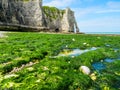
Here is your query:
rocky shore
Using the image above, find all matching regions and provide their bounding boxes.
[0,31,8,38]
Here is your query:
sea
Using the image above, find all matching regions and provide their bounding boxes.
[85,32,120,35]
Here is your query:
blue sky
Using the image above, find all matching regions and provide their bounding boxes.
[43,0,120,32]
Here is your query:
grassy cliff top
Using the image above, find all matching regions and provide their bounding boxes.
[43,6,65,19]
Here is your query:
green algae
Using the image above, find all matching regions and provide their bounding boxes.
[43,6,65,20]
[0,32,120,89]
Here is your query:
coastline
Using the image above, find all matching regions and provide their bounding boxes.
[85,32,120,35]
[0,31,120,36]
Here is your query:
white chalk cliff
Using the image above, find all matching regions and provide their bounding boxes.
[0,0,79,33]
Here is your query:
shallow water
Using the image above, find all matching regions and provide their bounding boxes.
[50,47,98,58]
[105,44,111,47]
[104,58,114,63]
[58,47,97,57]
[92,62,106,71]
[92,57,120,71]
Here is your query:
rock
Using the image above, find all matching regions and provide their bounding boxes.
[4,74,19,79]
[72,38,75,41]
[0,0,79,33]
[0,31,7,38]
[79,66,90,75]
[0,0,45,30]
[27,67,34,71]
[0,33,4,37]
[61,8,79,33]
[90,73,96,81]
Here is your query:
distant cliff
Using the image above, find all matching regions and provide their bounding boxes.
[0,0,79,33]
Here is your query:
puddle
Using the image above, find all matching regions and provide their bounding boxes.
[105,44,111,47]
[114,48,119,51]
[92,47,120,71]
[114,48,119,52]
[50,47,97,58]
[58,47,97,57]
[92,57,120,71]
[104,58,114,63]
[92,62,106,71]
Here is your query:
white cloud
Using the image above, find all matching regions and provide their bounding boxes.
[73,6,120,19]
[96,9,120,13]
[78,17,120,32]
[43,0,75,8]
[83,0,94,2]
[72,7,100,19]
[107,1,120,9]
[75,5,120,32]
[78,16,120,27]
[73,1,120,18]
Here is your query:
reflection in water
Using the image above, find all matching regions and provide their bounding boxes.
[114,48,119,51]
[104,58,114,63]
[50,47,98,58]
[92,62,106,71]
[58,47,97,57]
[92,57,120,71]
[105,44,111,47]
[92,48,120,71]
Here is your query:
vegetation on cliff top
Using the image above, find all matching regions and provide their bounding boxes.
[43,6,65,20]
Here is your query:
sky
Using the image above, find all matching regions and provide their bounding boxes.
[43,0,120,32]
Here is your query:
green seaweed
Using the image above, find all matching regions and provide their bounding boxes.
[0,32,120,89]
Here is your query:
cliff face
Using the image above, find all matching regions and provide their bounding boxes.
[0,0,46,30]
[61,8,79,33]
[43,6,79,32]
[0,0,79,32]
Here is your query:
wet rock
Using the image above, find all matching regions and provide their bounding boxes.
[4,74,19,79]
[0,32,7,38]
[90,73,97,81]
[79,66,90,75]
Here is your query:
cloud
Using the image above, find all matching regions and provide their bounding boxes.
[43,0,75,8]
[107,1,120,9]
[96,9,120,13]
[78,16,120,32]
[73,1,120,18]
[73,6,120,19]
[78,16,120,27]
[74,4,120,32]
[83,0,94,2]
[72,6,101,19]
